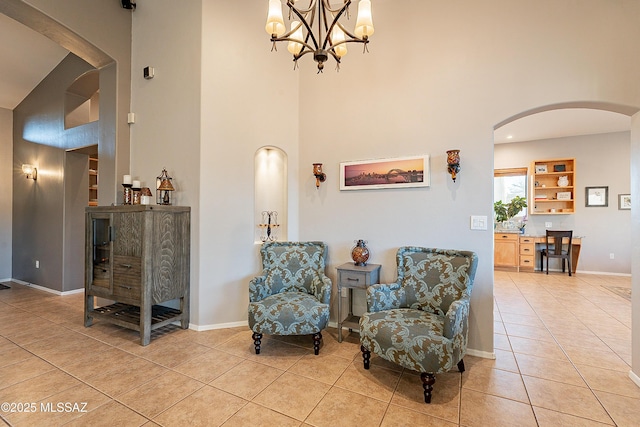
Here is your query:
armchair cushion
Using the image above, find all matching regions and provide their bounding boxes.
[248,291,329,335]
[360,308,452,373]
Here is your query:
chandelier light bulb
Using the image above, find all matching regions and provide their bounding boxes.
[331,26,348,58]
[287,20,304,55]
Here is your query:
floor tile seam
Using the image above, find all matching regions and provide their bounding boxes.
[113,380,208,420]
[330,375,398,404]
[247,390,323,423]
[150,384,251,426]
[281,367,345,387]
[519,372,589,389]
[460,378,532,406]
[544,309,631,365]
[522,368,617,425]
[529,404,616,426]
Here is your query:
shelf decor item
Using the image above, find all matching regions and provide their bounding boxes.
[351,239,370,266]
[156,168,175,205]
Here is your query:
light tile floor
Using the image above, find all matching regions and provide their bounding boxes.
[0,271,638,426]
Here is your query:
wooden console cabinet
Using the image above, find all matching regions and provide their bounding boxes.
[84,205,190,345]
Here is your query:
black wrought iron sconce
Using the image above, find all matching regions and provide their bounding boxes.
[446,150,460,182]
[22,164,37,181]
[313,163,326,189]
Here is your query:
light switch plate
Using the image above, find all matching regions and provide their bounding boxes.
[470,215,488,230]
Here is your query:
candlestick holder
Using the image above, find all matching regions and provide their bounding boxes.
[123,183,133,205]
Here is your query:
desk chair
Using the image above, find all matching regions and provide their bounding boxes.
[540,230,573,276]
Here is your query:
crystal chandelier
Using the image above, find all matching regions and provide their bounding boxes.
[265,0,375,73]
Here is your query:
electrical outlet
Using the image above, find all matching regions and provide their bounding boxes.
[35,260,39,268]
[545,222,552,228]
[610,253,615,259]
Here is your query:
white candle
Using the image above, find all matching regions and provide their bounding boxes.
[123,175,132,185]
[132,180,141,188]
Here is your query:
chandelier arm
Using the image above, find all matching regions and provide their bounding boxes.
[287,2,320,50]
[270,35,317,54]
[335,21,367,42]
[322,0,352,14]
[321,2,351,50]
[287,0,316,15]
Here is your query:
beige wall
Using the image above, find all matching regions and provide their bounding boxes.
[0,108,11,279]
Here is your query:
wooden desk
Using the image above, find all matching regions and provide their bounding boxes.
[531,236,582,273]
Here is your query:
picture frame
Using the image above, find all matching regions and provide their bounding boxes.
[585,186,609,207]
[340,155,430,190]
[535,164,548,173]
[553,164,566,172]
[556,191,571,200]
[618,194,631,210]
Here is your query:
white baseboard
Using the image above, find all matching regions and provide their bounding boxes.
[630,370,640,389]
[189,320,248,332]
[8,279,83,296]
[466,348,496,360]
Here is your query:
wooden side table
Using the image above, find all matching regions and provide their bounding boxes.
[336,262,381,342]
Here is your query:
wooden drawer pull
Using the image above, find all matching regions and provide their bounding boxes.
[120,264,133,269]
[119,285,133,290]
[347,277,360,282]
[523,248,530,252]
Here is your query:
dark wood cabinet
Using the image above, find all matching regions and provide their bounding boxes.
[84,205,190,345]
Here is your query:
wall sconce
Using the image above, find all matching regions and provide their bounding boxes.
[313,163,326,189]
[446,150,460,182]
[22,164,37,180]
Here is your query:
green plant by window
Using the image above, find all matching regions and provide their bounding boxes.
[494,196,527,223]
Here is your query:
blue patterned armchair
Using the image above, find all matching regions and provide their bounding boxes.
[359,247,478,403]
[248,241,331,355]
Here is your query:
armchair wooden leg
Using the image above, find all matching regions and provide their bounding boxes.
[252,332,262,354]
[313,332,322,355]
[420,372,436,404]
[457,359,465,373]
[361,346,371,369]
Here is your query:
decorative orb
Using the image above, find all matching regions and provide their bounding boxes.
[351,239,370,266]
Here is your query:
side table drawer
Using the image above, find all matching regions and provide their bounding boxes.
[339,270,368,289]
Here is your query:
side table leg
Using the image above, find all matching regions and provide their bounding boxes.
[337,285,343,342]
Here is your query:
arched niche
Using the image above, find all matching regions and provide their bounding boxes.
[65,70,99,129]
[254,146,288,243]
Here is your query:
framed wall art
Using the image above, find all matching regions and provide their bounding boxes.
[340,155,430,190]
[618,194,631,210]
[585,186,608,207]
